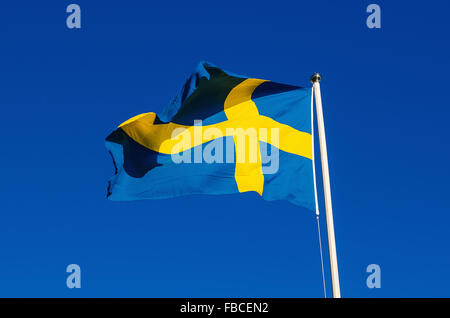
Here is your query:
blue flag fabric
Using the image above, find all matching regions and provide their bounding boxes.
[106,62,317,212]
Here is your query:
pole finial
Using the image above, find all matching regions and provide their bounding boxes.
[310,73,322,83]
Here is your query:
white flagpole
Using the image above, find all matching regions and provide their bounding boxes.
[311,73,341,298]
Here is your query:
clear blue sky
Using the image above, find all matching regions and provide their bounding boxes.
[0,0,449,297]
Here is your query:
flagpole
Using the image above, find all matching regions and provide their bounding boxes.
[311,73,341,298]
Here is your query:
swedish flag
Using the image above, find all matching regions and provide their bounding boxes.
[106,62,316,211]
